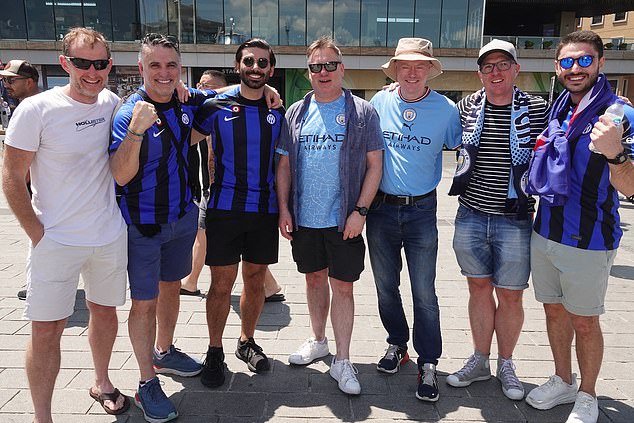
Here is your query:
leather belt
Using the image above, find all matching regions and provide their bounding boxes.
[375,189,436,206]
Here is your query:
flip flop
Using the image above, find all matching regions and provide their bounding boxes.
[265,293,285,302]
[89,387,130,415]
[180,288,201,296]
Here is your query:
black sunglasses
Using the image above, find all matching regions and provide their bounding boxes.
[2,76,28,84]
[242,57,269,69]
[65,56,110,71]
[308,61,341,73]
[558,55,594,69]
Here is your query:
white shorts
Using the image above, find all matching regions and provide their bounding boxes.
[23,230,128,321]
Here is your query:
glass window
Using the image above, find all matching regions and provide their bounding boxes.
[414,0,441,46]
[440,0,468,48]
[53,1,83,40]
[361,0,387,47]
[0,0,27,40]
[279,0,306,45]
[139,0,168,36]
[591,15,603,25]
[334,0,360,46]
[614,12,627,23]
[179,0,194,43]
[83,0,114,41]
[252,0,278,44]
[387,0,414,46]
[112,0,140,41]
[195,0,223,44]
[25,0,54,40]
[167,0,179,36]
[307,0,333,42]
[465,0,483,48]
[223,0,251,45]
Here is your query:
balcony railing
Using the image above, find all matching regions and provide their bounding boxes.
[483,35,634,51]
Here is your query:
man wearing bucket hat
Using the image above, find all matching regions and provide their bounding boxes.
[366,38,461,401]
[446,39,548,400]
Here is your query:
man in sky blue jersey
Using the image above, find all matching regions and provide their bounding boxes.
[191,39,286,389]
[277,37,383,395]
[445,39,549,401]
[366,38,461,402]
[525,30,634,423]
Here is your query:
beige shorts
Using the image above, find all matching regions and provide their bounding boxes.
[23,230,128,321]
[530,232,616,316]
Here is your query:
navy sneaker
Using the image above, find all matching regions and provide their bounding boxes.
[416,363,440,402]
[377,344,409,374]
[235,337,270,373]
[201,346,226,388]
[134,377,178,423]
[153,345,202,377]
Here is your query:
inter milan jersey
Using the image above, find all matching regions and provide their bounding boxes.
[193,92,286,214]
[110,87,216,225]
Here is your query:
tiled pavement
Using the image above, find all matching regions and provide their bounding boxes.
[1,151,633,422]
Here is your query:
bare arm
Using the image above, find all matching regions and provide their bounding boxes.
[207,136,215,185]
[276,154,293,240]
[342,149,383,240]
[109,101,158,186]
[2,146,44,245]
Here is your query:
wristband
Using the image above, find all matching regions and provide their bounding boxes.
[127,128,144,137]
[125,132,143,142]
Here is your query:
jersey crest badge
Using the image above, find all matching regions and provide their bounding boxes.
[336,113,346,126]
[266,113,276,125]
[181,113,190,125]
[454,148,471,177]
[583,123,592,135]
[403,108,416,122]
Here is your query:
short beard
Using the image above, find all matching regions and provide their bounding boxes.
[240,70,268,90]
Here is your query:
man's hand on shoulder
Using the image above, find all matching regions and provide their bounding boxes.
[264,85,282,109]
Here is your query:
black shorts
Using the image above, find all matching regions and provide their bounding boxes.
[205,209,279,266]
[290,226,365,282]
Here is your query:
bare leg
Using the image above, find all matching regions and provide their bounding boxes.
[28,319,66,423]
[206,264,238,347]
[240,261,267,341]
[156,280,181,352]
[544,303,574,384]
[329,277,354,360]
[467,277,495,354]
[181,229,206,293]
[263,267,281,297]
[87,301,124,410]
[305,269,330,341]
[494,287,524,358]
[128,299,157,381]
[571,314,603,397]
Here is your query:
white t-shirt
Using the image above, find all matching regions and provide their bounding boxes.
[5,87,125,246]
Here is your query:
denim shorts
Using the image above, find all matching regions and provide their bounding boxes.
[127,206,198,300]
[452,204,532,290]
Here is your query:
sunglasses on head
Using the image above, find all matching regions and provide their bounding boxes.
[242,57,269,69]
[65,56,110,70]
[2,76,28,84]
[308,61,341,73]
[142,33,180,51]
[558,55,594,69]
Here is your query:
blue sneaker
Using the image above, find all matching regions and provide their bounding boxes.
[134,377,178,423]
[153,345,202,377]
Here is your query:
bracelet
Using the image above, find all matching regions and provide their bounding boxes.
[127,128,144,137]
[125,132,143,142]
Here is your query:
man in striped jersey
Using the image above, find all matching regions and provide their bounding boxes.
[525,31,634,423]
[192,39,286,389]
[446,39,548,401]
[366,38,461,402]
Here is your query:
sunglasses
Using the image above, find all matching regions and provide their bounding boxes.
[558,55,594,69]
[479,59,514,74]
[65,56,110,71]
[142,33,180,51]
[308,61,341,73]
[242,57,269,69]
[2,76,28,84]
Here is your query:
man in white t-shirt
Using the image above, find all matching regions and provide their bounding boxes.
[2,28,130,420]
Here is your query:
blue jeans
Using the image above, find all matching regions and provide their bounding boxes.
[366,192,442,365]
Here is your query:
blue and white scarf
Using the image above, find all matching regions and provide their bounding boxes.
[449,87,533,217]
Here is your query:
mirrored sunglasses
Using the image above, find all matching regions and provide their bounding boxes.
[558,55,594,69]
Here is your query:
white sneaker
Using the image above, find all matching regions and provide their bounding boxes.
[526,374,578,410]
[288,337,330,365]
[566,391,599,423]
[329,357,361,395]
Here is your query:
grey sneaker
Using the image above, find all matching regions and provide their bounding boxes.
[446,352,491,387]
[497,357,525,400]
[526,374,578,410]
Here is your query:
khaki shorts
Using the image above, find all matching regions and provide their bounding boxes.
[23,230,128,321]
[530,232,616,316]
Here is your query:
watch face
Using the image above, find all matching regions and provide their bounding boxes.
[608,152,628,164]
[356,206,368,216]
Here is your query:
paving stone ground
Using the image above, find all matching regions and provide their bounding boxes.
[1,149,633,422]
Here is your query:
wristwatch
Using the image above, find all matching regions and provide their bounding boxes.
[606,151,629,165]
[354,205,368,216]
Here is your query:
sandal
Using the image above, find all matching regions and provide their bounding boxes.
[265,293,285,302]
[180,288,201,296]
[89,387,130,415]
